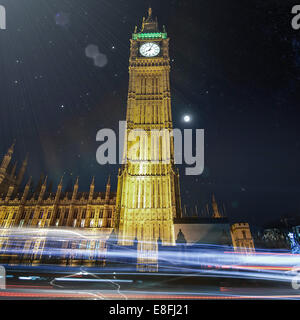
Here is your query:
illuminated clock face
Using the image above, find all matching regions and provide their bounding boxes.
[139,42,160,57]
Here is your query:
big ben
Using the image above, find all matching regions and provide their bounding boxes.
[115,8,182,261]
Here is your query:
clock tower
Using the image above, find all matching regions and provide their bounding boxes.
[115,8,182,268]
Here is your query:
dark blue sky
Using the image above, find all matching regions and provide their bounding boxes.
[0,0,299,225]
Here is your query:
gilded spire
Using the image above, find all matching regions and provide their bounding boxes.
[26,176,32,187]
[59,175,64,186]
[21,176,32,202]
[5,184,15,202]
[54,175,64,202]
[91,176,95,186]
[38,176,47,201]
[43,176,48,186]
[16,153,28,186]
[72,176,79,200]
[8,139,16,154]
[0,140,16,178]
[89,176,95,200]
[141,7,159,32]
[11,161,17,177]
[212,193,222,218]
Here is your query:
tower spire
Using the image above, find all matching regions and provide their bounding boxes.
[0,140,16,180]
[72,176,79,200]
[10,161,17,178]
[26,176,32,187]
[38,176,47,202]
[42,176,48,186]
[9,139,16,153]
[55,175,64,202]
[21,176,32,202]
[89,176,95,201]
[59,175,64,186]
[16,153,28,187]
[141,7,159,32]
[105,175,111,201]
[212,193,222,218]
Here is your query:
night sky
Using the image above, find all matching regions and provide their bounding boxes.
[0,0,300,226]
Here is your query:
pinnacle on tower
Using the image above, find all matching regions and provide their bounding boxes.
[212,193,222,218]
[72,177,79,200]
[42,176,48,186]
[16,153,28,187]
[141,7,159,32]
[106,175,111,200]
[21,176,32,201]
[26,176,32,187]
[5,184,15,202]
[89,176,95,200]
[54,175,64,201]
[0,140,16,175]
[10,161,17,178]
[58,175,64,186]
[8,139,16,154]
[90,176,95,186]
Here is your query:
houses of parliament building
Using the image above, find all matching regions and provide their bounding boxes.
[0,9,255,268]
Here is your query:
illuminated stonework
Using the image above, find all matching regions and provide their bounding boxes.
[115,8,182,259]
[0,176,115,230]
[0,175,115,266]
[0,9,255,269]
[0,141,27,196]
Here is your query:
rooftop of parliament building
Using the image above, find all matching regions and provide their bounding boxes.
[0,141,227,230]
[0,142,116,229]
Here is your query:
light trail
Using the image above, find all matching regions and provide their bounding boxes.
[1,227,300,297]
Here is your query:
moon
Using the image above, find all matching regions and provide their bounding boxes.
[183,115,191,122]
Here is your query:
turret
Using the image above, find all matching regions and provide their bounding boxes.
[5,184,15,202]
[21,176,32,202]
[16,153,28,187]
[38,176,47,202]
[141,7,159,32]
[72,177,79,201]
[105,175,111,202]
[34,173,45,196]
[55,176,63,202]
[212,193,222,218]
[0,140,15,183]
[88,177,95,201]
[10,161,17,179]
